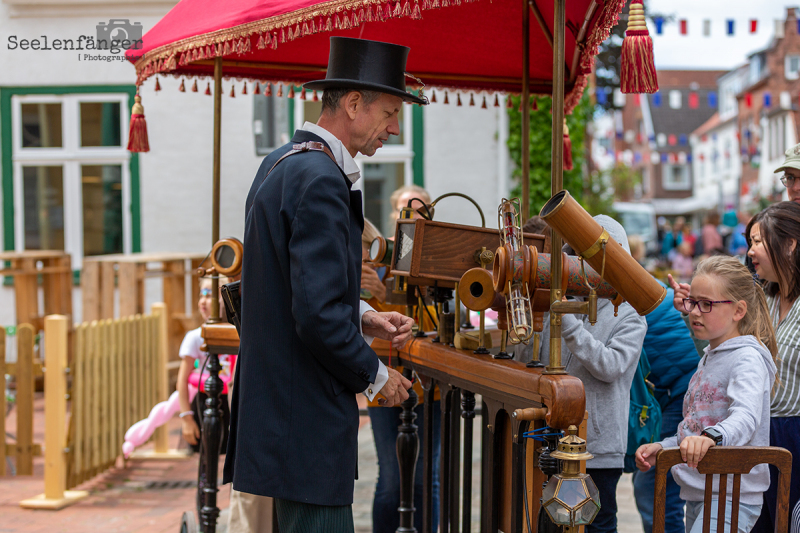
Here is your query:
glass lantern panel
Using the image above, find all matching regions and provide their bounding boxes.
[542,478,559,503]
[576,500,601,525]
[557,478,589,508]
[545,500,571,526]
[584,475,600,502]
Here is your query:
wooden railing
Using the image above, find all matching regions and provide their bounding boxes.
[19,304,170,509]
[373,335,587,533]
[1,324,43,476]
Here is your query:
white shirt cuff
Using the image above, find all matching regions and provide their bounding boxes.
[359,300,376,345]
[364,360,389,401]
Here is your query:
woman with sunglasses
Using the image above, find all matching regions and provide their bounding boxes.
[639,256,777,532]
[742,201,800,533]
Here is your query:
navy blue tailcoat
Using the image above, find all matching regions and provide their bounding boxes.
[223,130,380,505]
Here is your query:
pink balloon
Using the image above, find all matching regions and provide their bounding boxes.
[122,385,197,458]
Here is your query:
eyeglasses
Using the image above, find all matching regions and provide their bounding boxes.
[200,288,213,297]
[682,298,734,313]
[781,174,798,187]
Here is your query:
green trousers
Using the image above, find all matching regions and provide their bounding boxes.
[274,498,354,533]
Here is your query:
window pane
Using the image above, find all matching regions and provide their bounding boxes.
[254,94,290,154]
[22,166,64,250]
[363,162,405,236]
[82,165,123,256]
[80,102,122,147]
[21,103,62,148]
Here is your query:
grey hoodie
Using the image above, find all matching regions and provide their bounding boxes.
[515,215,648,468]
[659,335,777,505]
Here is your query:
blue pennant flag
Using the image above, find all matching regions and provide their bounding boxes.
[652,92,662,107]
[679,134,688,145]
[708,92,718,108]
[655,17,665,35]
[727,20,735,35]
[764,92,772,107]
[687,154,693,163]
[661,153,669,163]
[596,87,608,105]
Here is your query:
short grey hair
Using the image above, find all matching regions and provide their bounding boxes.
[321,88,382,113]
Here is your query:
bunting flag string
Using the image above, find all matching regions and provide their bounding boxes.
[650,16,791,37]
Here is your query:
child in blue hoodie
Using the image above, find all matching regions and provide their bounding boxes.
[636,255,778,533]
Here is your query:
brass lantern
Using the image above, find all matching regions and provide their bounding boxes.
[542,425,600,530]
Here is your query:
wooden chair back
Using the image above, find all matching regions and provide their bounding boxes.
[653,446,792,533]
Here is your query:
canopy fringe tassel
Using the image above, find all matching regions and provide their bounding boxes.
[127,92,150,153]
[620,0,658,94]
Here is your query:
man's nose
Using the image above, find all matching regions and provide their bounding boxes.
[388,116,400,136]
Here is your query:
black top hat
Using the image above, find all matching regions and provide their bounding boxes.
[304,37,427,105]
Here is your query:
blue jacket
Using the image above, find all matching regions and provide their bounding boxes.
[643,281,700,407]
[223,130,378,505]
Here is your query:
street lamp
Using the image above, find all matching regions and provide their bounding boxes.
[542,425,600,531]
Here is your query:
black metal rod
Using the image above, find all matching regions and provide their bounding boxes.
[397,367,419,533]
[422,381,435,533]
[200,352,224,533]
[461,390,476,532]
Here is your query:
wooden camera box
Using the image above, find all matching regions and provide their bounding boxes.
[390,219,545,288]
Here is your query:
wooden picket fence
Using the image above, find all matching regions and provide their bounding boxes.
[19,303,171,510]
[0,324,42,476]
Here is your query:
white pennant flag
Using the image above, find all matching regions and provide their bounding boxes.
[703,19,711,37]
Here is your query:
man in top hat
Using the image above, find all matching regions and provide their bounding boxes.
[223,37,426,533]
[774,143,800,205]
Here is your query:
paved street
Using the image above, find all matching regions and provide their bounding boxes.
[2,396,645,532]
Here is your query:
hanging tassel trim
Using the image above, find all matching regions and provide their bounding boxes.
[620,0,658,94]
[127,93,150,153]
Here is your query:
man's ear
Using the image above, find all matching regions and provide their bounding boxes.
[342,91,362,120]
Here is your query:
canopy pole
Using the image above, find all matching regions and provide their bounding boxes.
[521,0,531,221]
[210,56,222,323]
[546,0,566,375]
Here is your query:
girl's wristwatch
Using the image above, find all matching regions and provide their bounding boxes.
[700,427,723,445]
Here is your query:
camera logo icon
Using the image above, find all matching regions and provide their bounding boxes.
[96,19,143,51]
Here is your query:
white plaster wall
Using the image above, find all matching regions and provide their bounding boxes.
[423,100,510,230]
[758,112,797,200]
[690,123,740,211]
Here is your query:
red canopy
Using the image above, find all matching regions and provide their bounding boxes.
[127,0,624,113]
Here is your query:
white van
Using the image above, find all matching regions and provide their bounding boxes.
[612,202,658,255]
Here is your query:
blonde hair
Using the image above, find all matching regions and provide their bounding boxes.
[390,185,430,211]
[694,255,778,359]
[362,218,382,249]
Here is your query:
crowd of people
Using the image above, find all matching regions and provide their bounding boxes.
[166,36,800,533]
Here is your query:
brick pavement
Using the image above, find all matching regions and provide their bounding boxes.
[3,395,643,533]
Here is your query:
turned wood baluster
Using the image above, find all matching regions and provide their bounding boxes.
[461,390,476,532]
[397,367,419,532]
[200,352,224,533]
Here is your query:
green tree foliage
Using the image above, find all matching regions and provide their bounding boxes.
[507,92,592,215]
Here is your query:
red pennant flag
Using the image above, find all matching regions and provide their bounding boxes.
[688,92,699,109]
[633,94,641,106]
[745,93,753,107]
[668,134,677,146]
[750,19,758,33]
[680,19,688,35]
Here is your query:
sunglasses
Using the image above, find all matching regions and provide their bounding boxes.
[682,298,733,313]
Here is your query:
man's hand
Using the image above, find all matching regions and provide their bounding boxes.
[635,442,663,472]
[668,273,691,314]
[362,311,414,349]
[376,367,412,407]
[680,435,715,469]
[361,264,386,303]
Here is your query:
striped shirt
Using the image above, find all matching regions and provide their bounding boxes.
[768,294,800,417]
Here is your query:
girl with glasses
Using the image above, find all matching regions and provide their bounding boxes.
[637,256,778,533]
